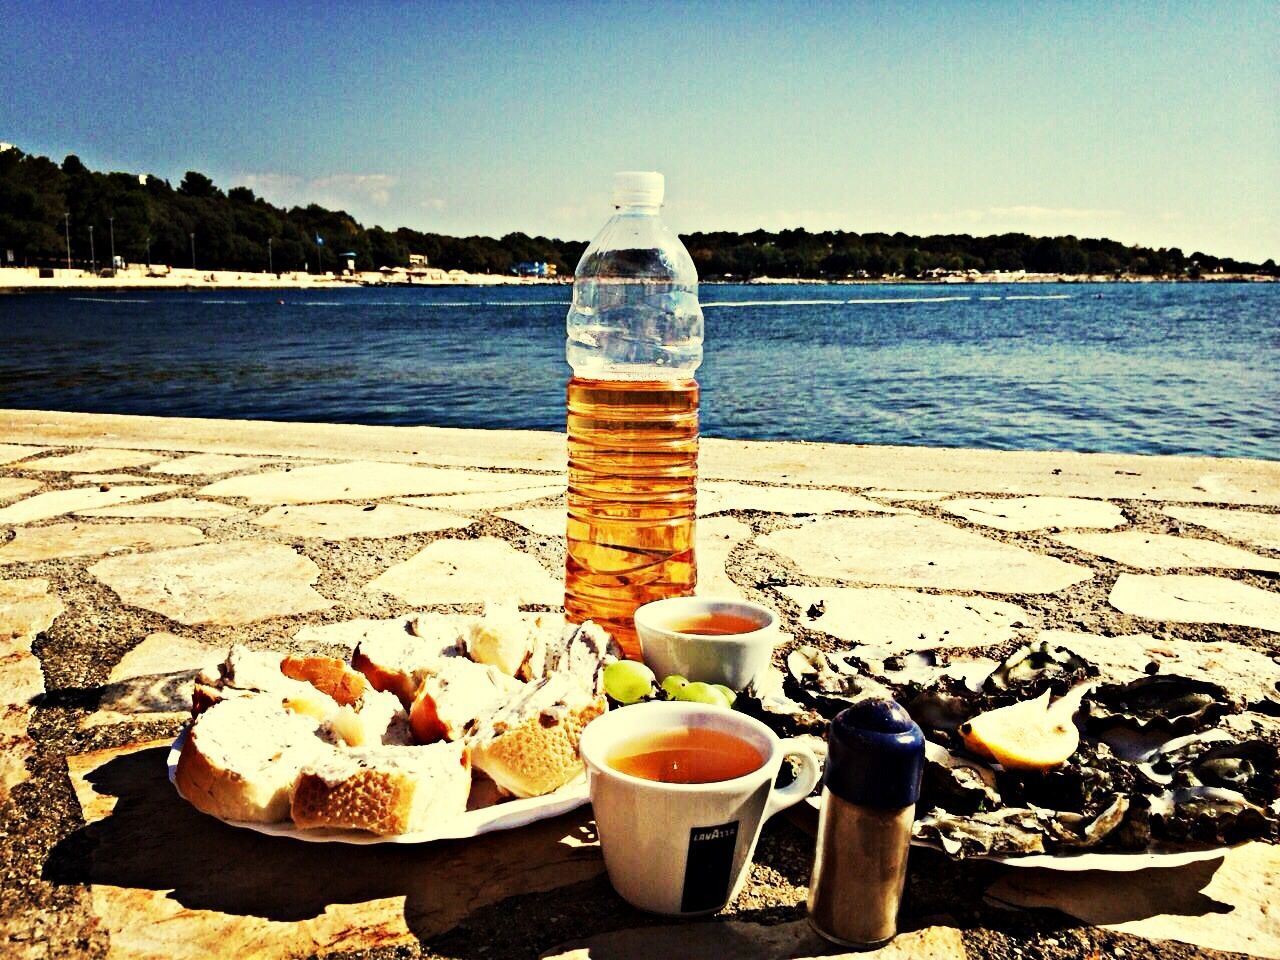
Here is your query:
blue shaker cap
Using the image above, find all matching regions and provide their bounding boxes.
[824,699,925,809]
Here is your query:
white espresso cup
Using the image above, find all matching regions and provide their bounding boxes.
[580,701,821,916]
[635,596,781,691]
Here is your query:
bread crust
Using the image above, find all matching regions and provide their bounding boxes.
[291,766,415,835]
[472,696,605,798]
[175,699,323,822]
[281,654,367,706]
[350,647,418,707]
[291,744,471,835]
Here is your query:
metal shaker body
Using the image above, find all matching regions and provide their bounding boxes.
[807,699,924,948]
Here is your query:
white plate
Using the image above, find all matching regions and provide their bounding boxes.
[803,795,1236,871]
[167,730,590,845]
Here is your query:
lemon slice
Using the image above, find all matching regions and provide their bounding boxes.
[959,690,1081,771]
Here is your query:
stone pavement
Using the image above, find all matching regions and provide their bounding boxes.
[0,409,1278,960]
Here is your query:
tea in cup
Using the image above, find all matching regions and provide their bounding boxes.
[580,700,820,915]
[635,597,780,690]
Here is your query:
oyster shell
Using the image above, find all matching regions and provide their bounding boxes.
[921,740,1001,814]
[785,645,893,718]
[913,806,1047,859]
[1143,785,1279,845]
[1085,675,1234,735]
[736,665,824,739]
[983,641,1097,699]
[1003,740,1136,816]
[1038,794,1129,849]
[1167,739,1278,804]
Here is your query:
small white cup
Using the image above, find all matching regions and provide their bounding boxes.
[580,701,821,916]
[635,596,780,691]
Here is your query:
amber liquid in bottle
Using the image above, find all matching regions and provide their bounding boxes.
[566,376,698,658]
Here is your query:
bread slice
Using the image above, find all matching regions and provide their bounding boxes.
[280,654,367,706]
[468,674,606,798]
[321,687,413,748]
[290,741,471,835]
[191,680,255,717]
[536,621,619,695]
[467,606,564,681]
[175,696,329,823]
[409,658,524,743]
[351,622,463,708]
[204,646,341,720]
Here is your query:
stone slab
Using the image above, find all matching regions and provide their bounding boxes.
[148,453,274,475]
[1110,573,1280,632]
[0,578,64,642]
[1039,629,1280,706]
[542,921,965,960]
[84,633,224,728]
[252,503,471,540]
[7,409,1280,504]
[64,739,603,960]
[77,497,245,520]
[199,460,555,504]
[110,632,222,684]
[0,478,41,501]
[1163,505,1280,552]
[294,614,447,652]
[1056,530,1280,572]
[700,437,1280,506]
[760,515,1093,594]
[497,507,565,538]
[0,444,46,465]
[942,496,1127,532]
[73,473,178,484]
[397,486,565,511]
[90,540,334,625]
[20,448,166,472]
[0,408,567,471]
[780,586,1031,652]
[0,578,60,803]
[0,485,184,525]
[698,481,900,516]
[694,516,752,601]
[368,537,561,606]
[293,610,565,653]
[0,522,205,565]
[987,841,1280,958]
[863,489,949,502]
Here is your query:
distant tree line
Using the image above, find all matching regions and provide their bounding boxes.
[1,147,1275,279]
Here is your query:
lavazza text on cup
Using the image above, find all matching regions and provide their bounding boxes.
[579,701,820,916]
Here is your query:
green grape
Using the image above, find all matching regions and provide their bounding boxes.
[712,684,737,707]
[675,681,731,707]
[660,674,689,699]
[603,660,657,705]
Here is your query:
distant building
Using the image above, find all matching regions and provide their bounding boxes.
[408,253,429,267]
[513,260,555,277]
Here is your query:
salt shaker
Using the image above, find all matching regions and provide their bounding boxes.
[808,698,924,948]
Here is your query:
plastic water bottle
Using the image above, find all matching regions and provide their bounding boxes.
[565,171,704,658]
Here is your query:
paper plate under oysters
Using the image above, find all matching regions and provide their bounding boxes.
[166,730,589,845]
[801,795,1240,872]
[772,637,1280,874]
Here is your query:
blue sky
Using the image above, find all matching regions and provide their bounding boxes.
[2,0,1276,260]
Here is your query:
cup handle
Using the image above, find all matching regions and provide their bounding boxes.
[763,739,822,822]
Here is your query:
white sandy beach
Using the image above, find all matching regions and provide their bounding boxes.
[1,265,1271,292]
[0,265,563,291]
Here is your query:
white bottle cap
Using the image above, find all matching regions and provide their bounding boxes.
[612,171,664,207]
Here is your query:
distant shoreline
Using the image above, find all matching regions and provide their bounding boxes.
[0,265,1273,292]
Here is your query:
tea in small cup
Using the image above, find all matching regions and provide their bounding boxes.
[580,701,820,916]
[635,596,780,690]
